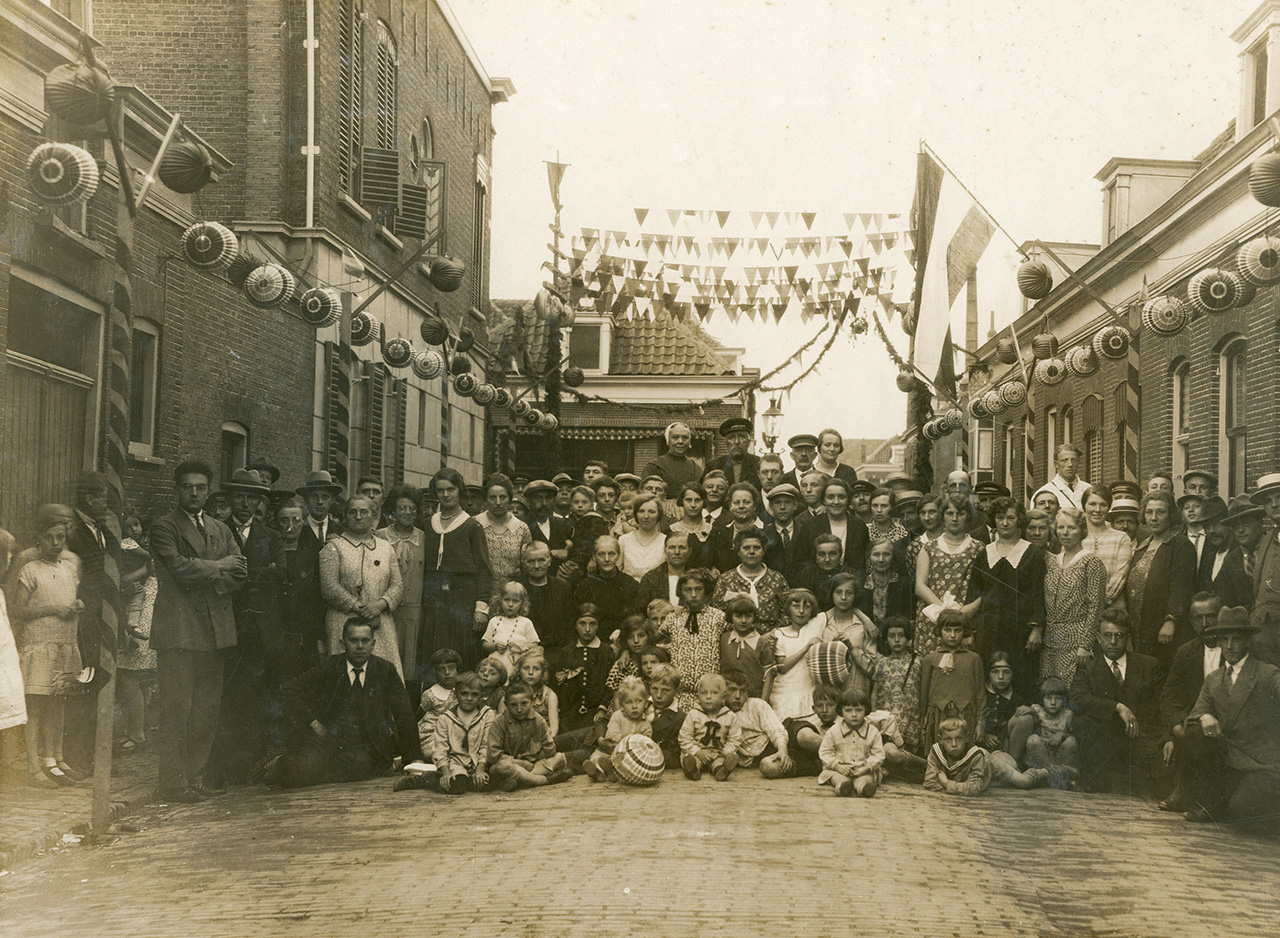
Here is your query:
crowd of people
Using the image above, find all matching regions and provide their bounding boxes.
[1,418,1278,825]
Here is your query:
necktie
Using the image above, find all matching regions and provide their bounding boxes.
[781,528,791,548]
[687,611,699,635]
[92,523,106,550]
[1224,663,1234,687]
[351,666,363,691]
[1111,660,1123,684]
[194,514,207,539]
[1244,550,1255,577]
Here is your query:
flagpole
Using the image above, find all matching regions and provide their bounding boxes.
[922,141,1028,260]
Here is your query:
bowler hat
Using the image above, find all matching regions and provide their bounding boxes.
[523,480,558,497]
[787,433,819,449]
[767,483,801,501]
[295,470,343,496]
[222,468,272,495]
[1223,494,1265,525]
[1198,495,1228,523]
[719,417,752,436]
[1251,472,1280,504]
[1206,606,1260,636]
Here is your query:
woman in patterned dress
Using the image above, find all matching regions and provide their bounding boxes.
[476,474,531,605]
[1080,484,1133,606]
[1042,508,1107,685]
[906,493,946,588]
[913,495,982,658]
[711,529,789,630]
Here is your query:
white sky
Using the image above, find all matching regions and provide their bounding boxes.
[456,0,1245,442]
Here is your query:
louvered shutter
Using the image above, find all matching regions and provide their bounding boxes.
[364,361,385,477]
[360,147,401,221]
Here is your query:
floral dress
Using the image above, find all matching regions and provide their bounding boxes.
[711,565,790,630]
[870,652,922,752]
[1042,550,1107,685]
[479,513,531,599]
[663,605,727,711]
[913,535,981,657]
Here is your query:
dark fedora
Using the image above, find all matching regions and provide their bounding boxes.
[222,468,272,495]
[295,470,343,496]
[1223,494,1265,525]
[1206,606,1260,636]
[1198,495,1228,524]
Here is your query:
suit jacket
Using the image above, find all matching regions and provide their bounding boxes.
[763,522,803,582]
[519,576,577,649]
[65,511,123,663]
[528,514,573,570]
[230,519,287,657]
[704,453,761,492]
[1188,655,1280,772]
[150,509,245,652]
[1197,546,1254,611]
[1251,535,1280,663]
[636,562,680,612]
[795,513,870,574]
[1161,638,1215,737]
[282,653,420,765]
[1131,534,1197,653]
[292,519,340,647]
[1070,651,1162,735]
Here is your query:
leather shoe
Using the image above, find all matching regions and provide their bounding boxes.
[1157,797,1184,813]
[190,781,226,798]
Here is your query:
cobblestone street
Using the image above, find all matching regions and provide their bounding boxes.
[1,772,1276,937]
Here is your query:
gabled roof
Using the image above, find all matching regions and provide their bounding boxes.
[609,310,737,376]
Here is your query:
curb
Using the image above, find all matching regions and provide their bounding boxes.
[0,784,159,873]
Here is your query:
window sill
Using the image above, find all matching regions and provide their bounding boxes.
[377,226,404,250]
[128,448,166,466]
[40,211,107,259]
[340,194,372,222]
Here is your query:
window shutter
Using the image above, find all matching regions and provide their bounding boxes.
[364,361,385,477]
[397,160,446,244]
[396,183,428,240]
[338,0,363,194]
[360,147,401,222]
[324,341,350,470]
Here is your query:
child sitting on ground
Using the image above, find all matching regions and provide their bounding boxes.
[818,689,884,798]
[486,681,572,791]
[719,598,773,699]
[476,655,509,713]
[481,581,540,676]
[418,648,461,752]
[865,708,927,784]
[585,676,653,782]
[1018,676,1078,789]
[679,672,741,781]
[648,664,685,769]
[723,667,792,778]
[397,671,494,794]
[514,649,558,739]
[861,617,921,754]
[923,716,991,796]
[606,616,652,690]
[784,682,842,776]
[918,611,985,750]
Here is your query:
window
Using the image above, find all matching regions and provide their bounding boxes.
[1061,405,1074,446]
[129,320,159,456]
[1083,429,1101,486]
[568,323,603,372]
[1046,406,1058,472]
[1172,360,1191,485]
[1003,424,1018,495]
[374,23,398,150]
[976,418,993,475]
[472,179,487,305]
[1105,180,1119,245]
[338,0,363,193]
[7,276,96,374]
[221,422,248,482]
[421,117,434,159]
[1251,36,1270,129]
[417,387,428,447]
[1221,338,1248,497]
[470,412,482,463]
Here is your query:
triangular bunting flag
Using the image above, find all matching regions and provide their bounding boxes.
[634,208,649,226]
[716,210,731,228]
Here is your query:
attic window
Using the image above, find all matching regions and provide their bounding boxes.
[567,320,609,374]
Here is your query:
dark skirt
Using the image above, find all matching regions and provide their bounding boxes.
[421,572,483,678]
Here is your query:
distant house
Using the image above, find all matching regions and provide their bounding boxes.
[491,301,757,480]
[845,437,905,486]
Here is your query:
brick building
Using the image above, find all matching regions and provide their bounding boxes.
[962,0,1280,502]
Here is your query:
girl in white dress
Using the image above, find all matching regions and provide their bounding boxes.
[767,588,826,721]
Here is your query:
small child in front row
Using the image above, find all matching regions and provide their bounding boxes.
[783,683,842,777]
[719,598,773,699]
[585,676,653,782]
[476,655,509,713]
[923,716,990,796]
[1020,676,1078,789]
[679,673,742,781]
[818,689,884,798]
[513,649,558,739]
[648,664,685,769]
[418,648,461,754]
[723,667,792,778]
[486,680,572,791]
[918,612,985,750]
[410,671,494,794]
[481,581,540,677]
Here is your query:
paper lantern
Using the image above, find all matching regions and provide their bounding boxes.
[1248,153,1280,207]
[895,370,916,393]
[492,387,512,408]
[180,221,238,270]
[1035,358,1068,386]
[473,383,498,406]
[158,140,214,193]
[1066,345,1100,378]
[26,143,99,204]
[1235,278,1257,308]
[1016,260,1054,300]
[455,328,476,353]
[411,348,445,380]
[1141,295,1190,337]
[968,396,990,420]
[1092,325,1130,360]
[999,380,1028,407]
[538,412,559,431]
[449,356,472,376]
[428,255,465,292]
[244,263,296,308]
[983,388,1008,416]
[226,254,263,287]
[1187,268,1243,315]
[942,407,965,431]
[298,287,341,327]
[612,734,664,786]
[43,60,118,126]
[350,311,378,347]
[552,294,576,328]
[922,418,942,441]
[523,407,543,426]
[1031,332,1060,360]
[420,316,450,345]
[510,399,531,418]
[996,338,1019,365]
[453,373,478,397]
[806,641,851,687]
[533,288,552,320]
[563,366,586,388]
[1237,236,1280,285]
[382,337,414,369]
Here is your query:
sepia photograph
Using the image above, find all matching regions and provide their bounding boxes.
[0,0,1277,934]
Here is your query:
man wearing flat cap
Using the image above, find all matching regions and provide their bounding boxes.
[763,483,803,580]
[523,480,572,577]
[1248,473,1280,664]
[1181,607,1280,823]
[703,417,760,492]
[294,471,344,666]
[780,433,819,489]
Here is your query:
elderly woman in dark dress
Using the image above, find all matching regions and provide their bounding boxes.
[1126,490,1196,677]
[421,468,492,677]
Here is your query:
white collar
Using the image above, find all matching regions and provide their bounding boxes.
[986,538,1030,568]
[431,510,471,535]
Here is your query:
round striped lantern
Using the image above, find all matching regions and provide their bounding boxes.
[1092,325,1131,360]
[298,287,341,327]
[420,316,450,345]
[244,263,296,308]
[1187,268,1243,315]
[552,295,576,328]
[428,255,465,292]
[806,641,852,687]
[180,222,238,270]
[996,338,1019,365]
[1031,332,1060,360]
[226,254,263,287]
[510,399,531,418]
[999,380,1028,407]
[538,412,559,431]
[158,140,214,193]
[1016,260,1054,300]
[523,407,544,426]
[968,396,990,420]
[455,328,476,354]
[1066,345,1100,378]
[453,373,478,397]
[612,734,664,786]
[411,348,445,380]
[1035,358,1068,386]
[1237,236,1280,286]
[922,418,943,441]
[350,311,378,347]
[43,60,119,126]
[492,387,512,408]
[1141,295,1190,337]
[942,407,965,431]
[1248,153,1280,207]
[896,370,916,393]
[983,388,1008,416]
[382,337,414,369]
[450,356,472,376]
[26,143,99,204]
[473,383,498,406]
[563,366,586,388]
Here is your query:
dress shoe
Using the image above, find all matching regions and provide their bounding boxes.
[189,781,226,799]
[41,764,76,787]
[56,762,88,782]
[1158,797,1185,813]
[681,755,702,780]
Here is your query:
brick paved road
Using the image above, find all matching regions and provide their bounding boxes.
[1,773,1276,937]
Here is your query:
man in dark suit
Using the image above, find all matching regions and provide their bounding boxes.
[1195,496,1254,610]
[703,417,760,492]
[1182,606,1280,824]
[150,460,247,802]
[795,479,870,574]
[1070,607,1163,796]
[275,618,420,788]
[208,469,287,787]
[524,480,573,576]
[779,433,819,489]
[762,483,804,581]
[293,470,344,663]
[1158,593,1223,812]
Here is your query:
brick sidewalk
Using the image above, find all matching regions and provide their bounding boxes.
[1,770,1278,936]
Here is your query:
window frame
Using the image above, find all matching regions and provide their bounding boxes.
[1220,337,1248,497]
[127,318,160,458]
[1172,359,1191,487]
[221,421,249,483]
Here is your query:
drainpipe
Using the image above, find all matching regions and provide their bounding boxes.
[305,0,317,229]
